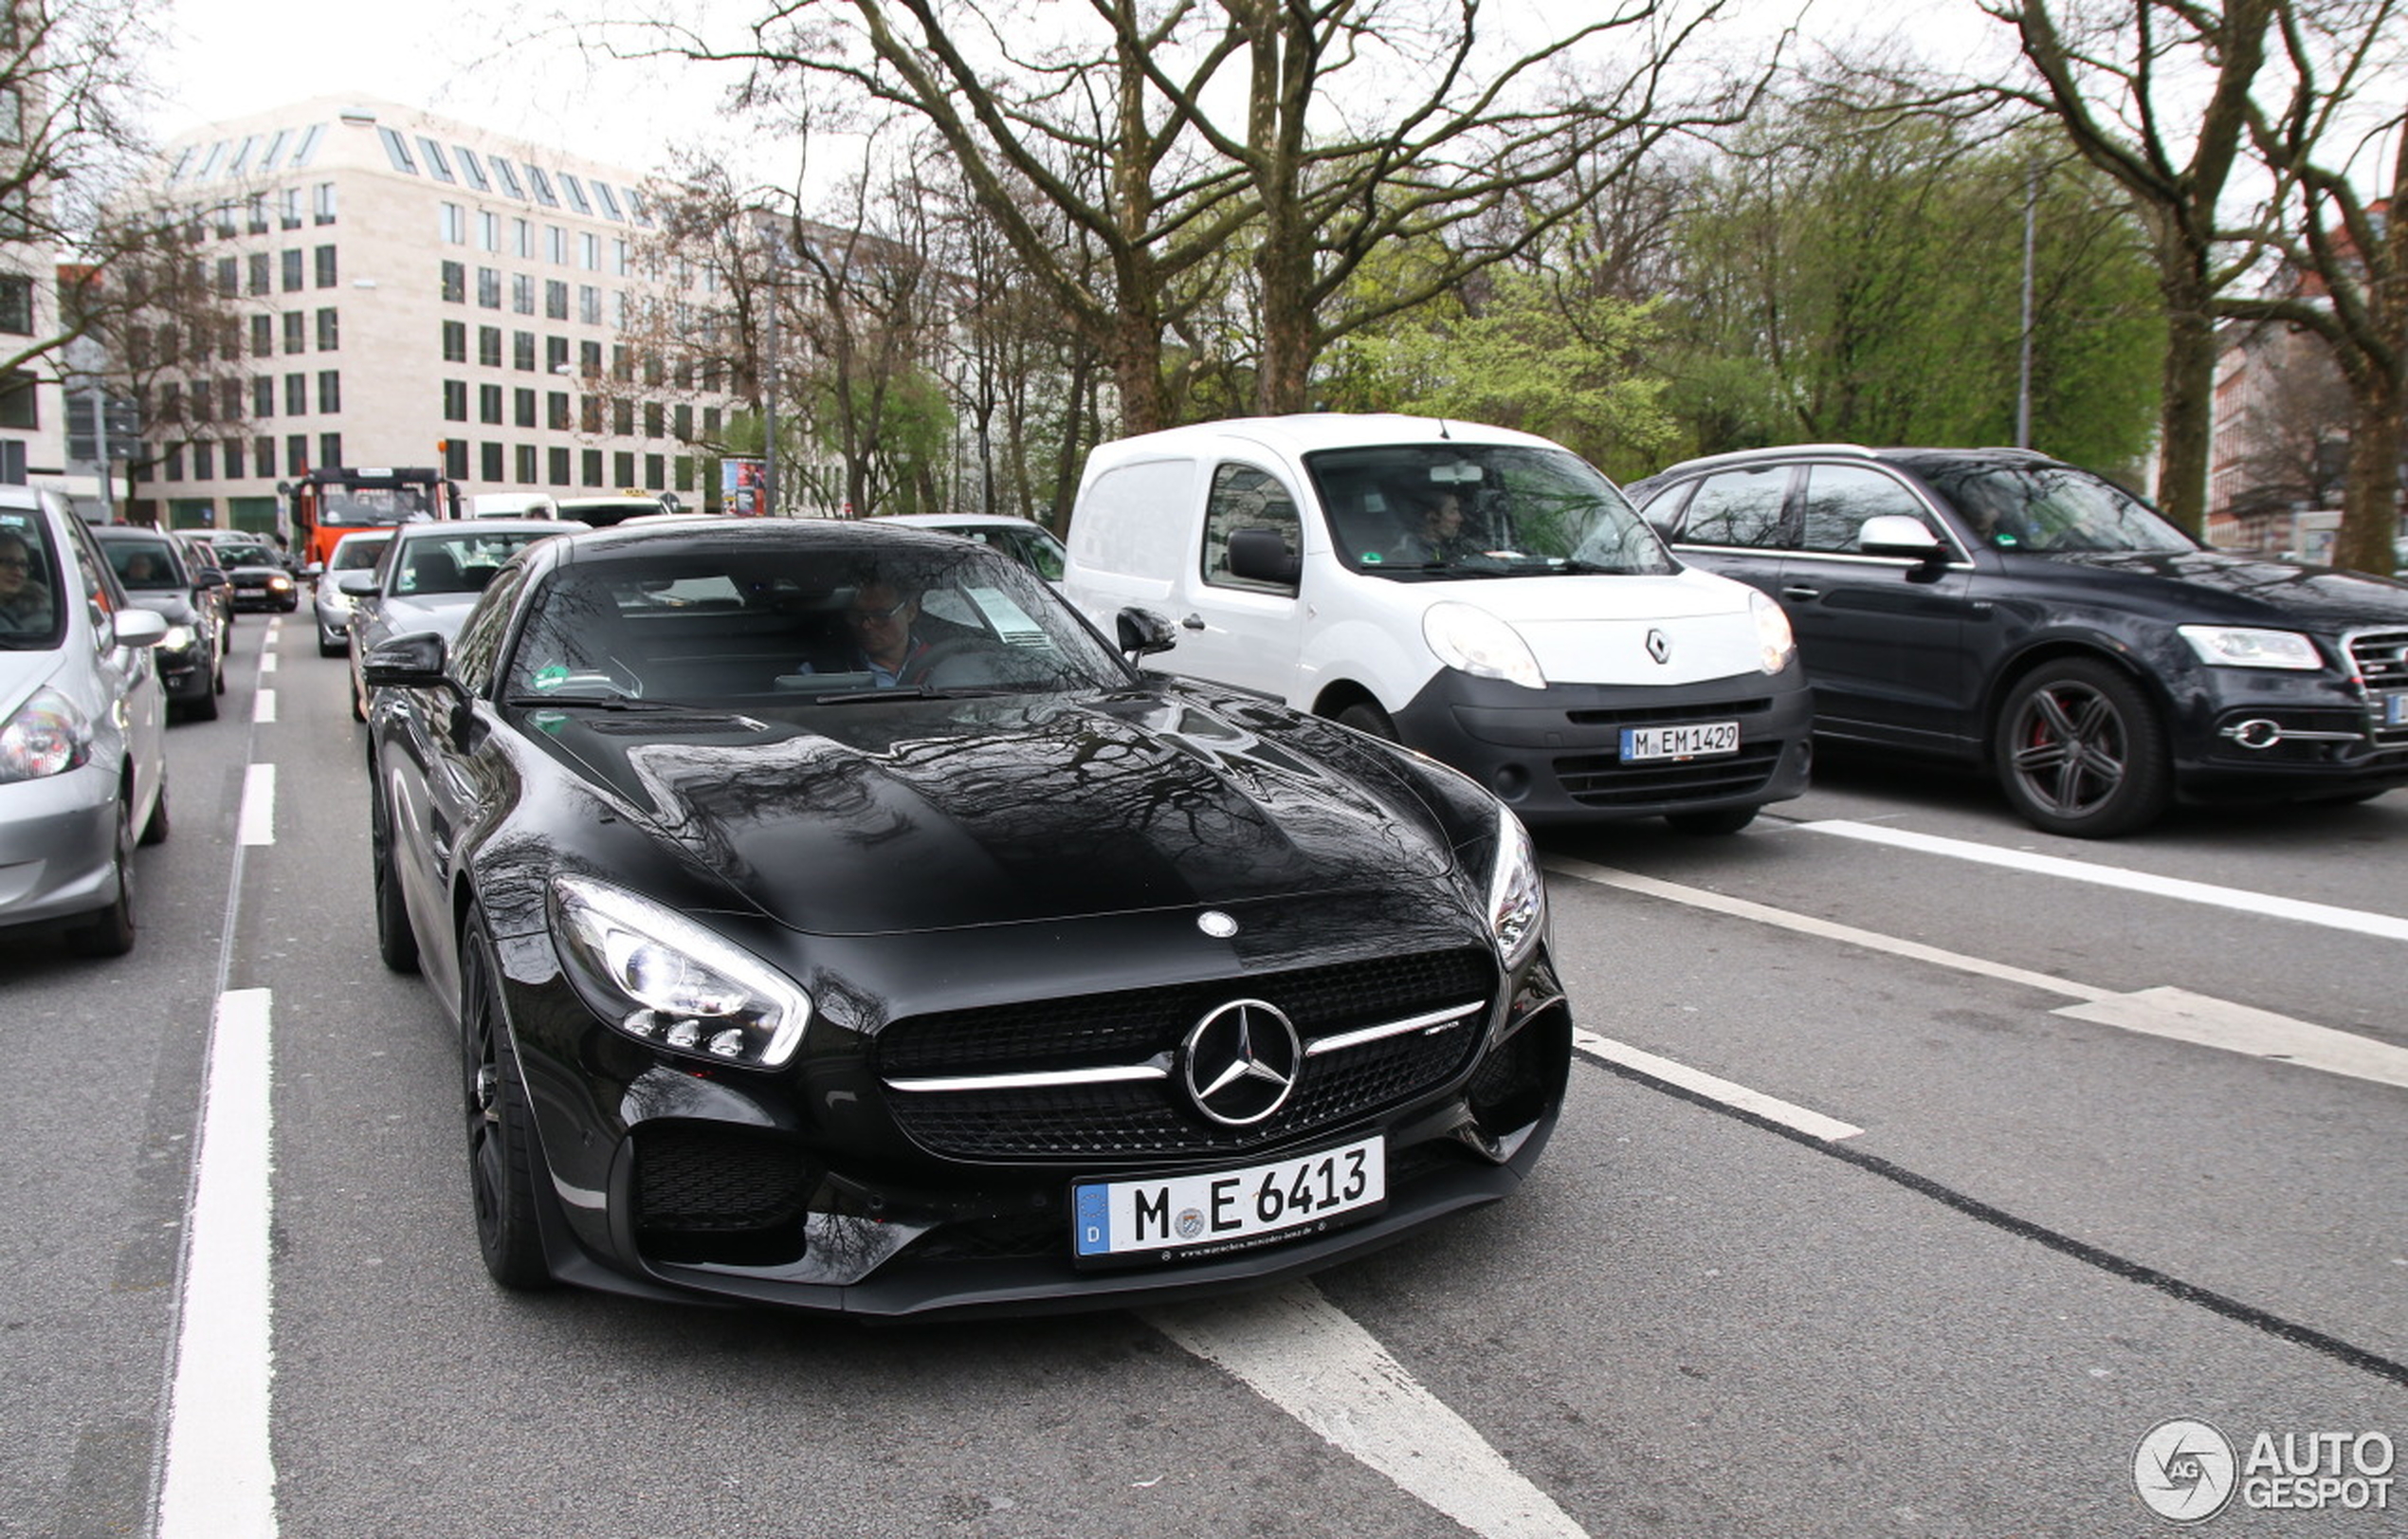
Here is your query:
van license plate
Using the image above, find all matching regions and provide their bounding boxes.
[1073,1137,1385,1264]
[1621,721,1740,761]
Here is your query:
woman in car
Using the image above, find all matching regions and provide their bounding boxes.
[0,529,53,631]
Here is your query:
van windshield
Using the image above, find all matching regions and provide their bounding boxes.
[1304,445,1676,579]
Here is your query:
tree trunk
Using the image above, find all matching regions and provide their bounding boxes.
[2334,372,2401,577]
[2154,262,2216,537]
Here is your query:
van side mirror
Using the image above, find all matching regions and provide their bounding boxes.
[1116,607,1177,660]
[1226,526,1301,586]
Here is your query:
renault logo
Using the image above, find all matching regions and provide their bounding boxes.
[1646,628,1671,665]
[1180,1000,1302,1127]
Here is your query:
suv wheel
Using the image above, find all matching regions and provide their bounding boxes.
[1993,659,2171,838]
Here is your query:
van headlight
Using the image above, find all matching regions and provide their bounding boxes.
[551,875,812,1068]
[1486,804,1545,967]
[1751,590,1797,675]
[0,688,93,782]
[1425,602,1546,689]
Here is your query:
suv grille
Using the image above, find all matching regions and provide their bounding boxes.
[879,949,1498,1161]
[2351,630,2408,748]
[1553,742,1780,806]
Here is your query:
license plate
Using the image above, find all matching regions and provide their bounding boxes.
[1073,1136,1385,1265]
[2386,692,2408,728]
[1620,720,1740,761]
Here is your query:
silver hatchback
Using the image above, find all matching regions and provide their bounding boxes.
[0,489,171,955]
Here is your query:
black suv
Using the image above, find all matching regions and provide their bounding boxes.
[1624,446,2408,836]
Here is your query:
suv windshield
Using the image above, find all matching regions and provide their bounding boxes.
[105,540,186,591]
[1919,463,2197,555]
[1304,444,1675,578]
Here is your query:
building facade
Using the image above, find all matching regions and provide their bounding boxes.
[131,97,730,533]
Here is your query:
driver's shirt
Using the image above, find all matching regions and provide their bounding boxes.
[862,633,929,688]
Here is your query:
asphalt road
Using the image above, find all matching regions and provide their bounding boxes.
[6,612,2403,1539]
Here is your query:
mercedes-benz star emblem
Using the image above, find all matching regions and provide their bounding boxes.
[1646,627,1671,665]
[1180,1000,1302,1127]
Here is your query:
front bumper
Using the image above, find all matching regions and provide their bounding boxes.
[490,900,1573,1318]
[0,763,122,934]
[2164,642,2408,801]
[1390,665,1816,823]
[230,581,299,613]
[157,646,210,704]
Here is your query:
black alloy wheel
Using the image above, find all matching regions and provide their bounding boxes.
[461,905,551,1289]
[71,792,138,957]
[369,777,420,974]
[1993,659,2171,838]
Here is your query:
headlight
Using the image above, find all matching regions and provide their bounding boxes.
[2176,626,2322,670]
[1425,602,1546,689]
[551,875,812,1068]
[0,687,93,783]
[267,575,294,592]
[160,624,195,652]
[1750,589,1796,675]
[1486,803,1545,967]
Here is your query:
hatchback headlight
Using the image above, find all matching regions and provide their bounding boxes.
[1751,589,1797,675]
[2176,626,2322,670]
[1486,804,1545,967]
[1425,602,1546,689]
[0,688,93,783]
[160,624,195,653]
[551,875,812,1068]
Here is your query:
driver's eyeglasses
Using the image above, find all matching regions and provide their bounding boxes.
[0,558,28,571]
[848,600,908,625]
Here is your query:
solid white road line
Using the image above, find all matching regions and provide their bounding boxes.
[252,688,276,724]
[1574,1030,1863,1141]
[1146,1281,1589,1539]
[155,989,278,1539]
[237,763,275,847]
[1800,819,2408,943]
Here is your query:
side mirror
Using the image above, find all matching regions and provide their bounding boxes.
[362,632,452,689]
[1857,515,1947,562]
[110,607,169,649]
[1225,526,1301,587]
[336,571,380,597]
[1116,607,1177,659]
[195,571,230,590]
[303,561,324,578]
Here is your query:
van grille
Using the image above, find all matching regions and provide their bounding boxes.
[1553,742,1781,807]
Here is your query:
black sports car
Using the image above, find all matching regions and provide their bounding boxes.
[361,518,1569,1317]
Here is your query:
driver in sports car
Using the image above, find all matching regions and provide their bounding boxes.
[822,575,931,687]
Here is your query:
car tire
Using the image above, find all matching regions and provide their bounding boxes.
[370,778,421,974]
[462,905,552,1291]
[213,644,228,695]
[1665,806,1758,835]
[1334,701,1398,742]
[1993,658,2171,838]
[71,795,138,958]
[139,771,171,847]
[318,631,343,659]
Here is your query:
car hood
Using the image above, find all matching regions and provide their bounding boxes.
[1433,567,1766,686]
[529,688,1463,935]
[376,595,482,639]
[0,649,63,716]
[123,593,201,627]
[2035,549,2408,629]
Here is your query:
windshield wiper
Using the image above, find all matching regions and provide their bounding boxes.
[811,684,1005,705]
[506,693,727,713]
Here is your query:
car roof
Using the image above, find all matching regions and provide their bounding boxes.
[880,514,1058,532]
[91,524,175,542]
[1640,444,2068,482]
[392,518,585,538]
[1093,412,1567,463]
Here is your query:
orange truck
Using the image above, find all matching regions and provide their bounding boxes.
[290,466,462,574]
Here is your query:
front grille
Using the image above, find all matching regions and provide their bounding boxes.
[2351,630,2408,747]
[1553,742,1780,807]
[633,1124,815,1234]
[880,949,1499,1161]
[1564,696,1775,727]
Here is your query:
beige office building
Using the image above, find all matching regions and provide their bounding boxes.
[137,96,728,532]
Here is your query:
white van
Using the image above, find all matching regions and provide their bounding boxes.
[467,492,559,520]
[1062,414,1815,831]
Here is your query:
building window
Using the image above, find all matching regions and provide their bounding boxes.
[643,402,664,438]
[478,326,502,369]
[644,453,665,491]
[578,339,601,377]
[280,188,302,230]
[313,182,337,225]
[578,284,601,326]
[376,127,417,174]
[440,260,466,303]
[283,312,305,354]
[285,373,306,414]
[193,441,215,481]
[477,266,502,308]
[222,378,244,420]
[580,395,600,433]
[0,276,28,334]
[581,448,603,486]
[529,168,560,208]
[318,308,338,351]
[546,391,570,431]
[543,279,568,321]
[441,203,466,244]
[255,435,275,474]
[478,384,502,425]
[481,441,503,483]
[0,370,36,428]
[318,370,340,413]
[443,436,468,477]
[478,211,500,251]
[545,336,568,373]
[515,444,537,484]
[247,193,269,234]
[673,404,692,441]
[702,406,721,438]
[315,245,337,286]
[612,451,634,486]
[442,380,467,421]
[247,251,270,295]
[250,314,274,357]
[457,147,492,193]
[418,137,456,184]
[511,273,534,315]
[442,321,467,363]
[282,248,304,292]
[545,225,567,264]
[224,440,246,480]
[593,182,625,222]
[215,257,239,297]
[286,432,308,474]
[164,444,184,482]
[493,157,527,200]
[611,346,631,384]
[579,231,600,270]
[559,174,593,216]
[251,376,274,418]
[512,217,533,259]
[611,399,633,435]
[512,332,535,371]
[319,432,341,468]
[548,446,571,486]
[674,456,694,494]
[513,388,535,428]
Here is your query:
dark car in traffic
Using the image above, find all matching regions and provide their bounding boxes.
[197,531,300,613]
[91,525,228,721]
[1624,446,2408,836]
[359,518,1568,1316]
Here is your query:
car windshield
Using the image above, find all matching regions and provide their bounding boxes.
[216,540,277,565]
[389,530,562,596]
[331,536,392,572]
[1920,463,2198,555]
[323,486,436,527]
[502,540,1128,705]
[1304,444,1676,579]
[105,540,185,591]
[0,510,62,645]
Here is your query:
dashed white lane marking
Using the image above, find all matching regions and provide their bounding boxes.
[1146,1281,1588,1539]
[252,688,276,724]
[1800,818,2408,943]
[237,763,275,847]
[1575,1030,1863,1140]
[156,988,278,1539]
[1549,859,2408,1094]
[257,651,278,674]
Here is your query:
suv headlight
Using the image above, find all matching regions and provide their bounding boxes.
[2176,626,2322,670]
[1486,804,1545,967]
[1425,602,1546,689]
[551,875,812,1068]
[0,688,94,782]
